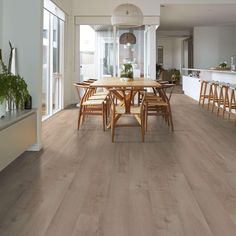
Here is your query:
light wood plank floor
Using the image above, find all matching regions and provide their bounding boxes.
[0,94,236,236]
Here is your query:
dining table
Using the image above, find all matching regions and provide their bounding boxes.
[91,77,161,101]
[90,77,162,128]
[90,77,161,89]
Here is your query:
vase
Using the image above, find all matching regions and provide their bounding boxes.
[0,100,6,118]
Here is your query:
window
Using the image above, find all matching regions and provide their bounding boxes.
[42,0,65,120]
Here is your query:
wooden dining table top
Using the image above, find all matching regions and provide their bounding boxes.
[90,77,161,88]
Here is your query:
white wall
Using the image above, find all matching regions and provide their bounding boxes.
[72,0,160,16]
[157,38,173,69]
[172,38,182,70]
[194,26,236,69]
[63,14,74,107]
[157,37,183,70]
[2,0,43,150]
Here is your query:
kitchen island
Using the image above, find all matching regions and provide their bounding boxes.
[182,68,236,101]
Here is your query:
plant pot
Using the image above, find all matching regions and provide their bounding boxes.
[0,100,6,118]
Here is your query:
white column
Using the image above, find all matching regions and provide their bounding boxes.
[144,25,157,80]
[149,25,157,80]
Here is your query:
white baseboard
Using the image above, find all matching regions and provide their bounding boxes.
[27,143,42,151]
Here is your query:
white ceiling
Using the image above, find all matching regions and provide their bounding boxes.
[159,4,236,31]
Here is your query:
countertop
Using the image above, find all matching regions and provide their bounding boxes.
[0,109,37,131]
[182,68,236,74]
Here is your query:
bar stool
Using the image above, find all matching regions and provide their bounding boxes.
[206,81,220,113]
[217,83,230,117]
[228,84,236,125]
[199,80,211,107]
[207,81,218,111]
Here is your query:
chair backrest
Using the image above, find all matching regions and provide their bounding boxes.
[109,88,146,113]
[155,84,175,102]
[74,82,95,103]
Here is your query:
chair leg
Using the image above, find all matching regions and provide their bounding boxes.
[207,84,213,111]
[141,111,145,142]
[222,87,229,119]
[82,106,86,123]
[199,81,204,105]
[77,105,83,130]
[111,112,115,142]
[202,82,207,107]
[106,100,109,124]
[228,90,233,119]
[217,87,223,116]
[145,105,148,131]
[102,103,105,131]
[168,104,174,132]
[105,103,108,126]
[212,85,218,113]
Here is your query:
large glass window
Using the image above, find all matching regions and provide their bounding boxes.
[80,25,114,80]
[42,1,65,120]
[79,24,155,80]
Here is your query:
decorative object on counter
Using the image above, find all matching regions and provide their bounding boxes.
[111,3,143,27]
[189,70,200,78]
[8,41,17,75]
[230,55,236,71]
[0,101,6,118]
[120,63,133,80]
[211,61,230,70]
[0,43,30,114]
[218,62,228,69]
[24,95,32,110]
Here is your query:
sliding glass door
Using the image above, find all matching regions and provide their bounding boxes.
[42,3,64,120]
[78,24,156,80]
[80,25,114,80]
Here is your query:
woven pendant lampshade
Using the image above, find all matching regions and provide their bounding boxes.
[119,32,136,44]
[111,3,143,27]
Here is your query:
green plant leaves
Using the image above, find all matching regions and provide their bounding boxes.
[0,59,29,110]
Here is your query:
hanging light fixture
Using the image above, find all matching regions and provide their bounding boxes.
[119,32,136,45]
[111,3,143,27]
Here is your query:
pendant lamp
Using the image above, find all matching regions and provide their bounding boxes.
[119,32,136,44]
[111,3,143,27]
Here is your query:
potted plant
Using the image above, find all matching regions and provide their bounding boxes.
[168,68,181,84]
[0,57,29,114]
[0,76,7,117]
[120,63,133,80]
[0,60,8,117]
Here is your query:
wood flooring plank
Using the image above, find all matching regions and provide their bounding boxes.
[0,92,236,236]
[145,144,213,236]
[170,132,236,236]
